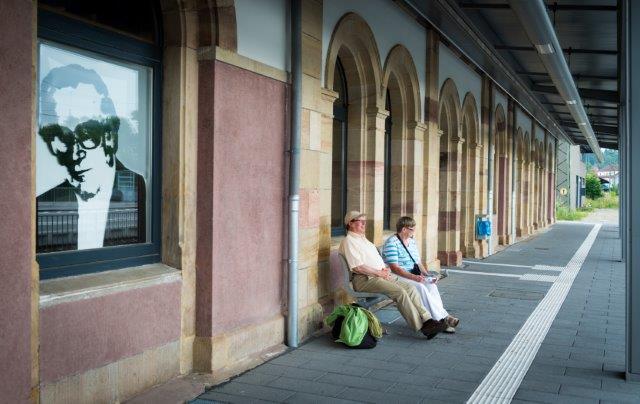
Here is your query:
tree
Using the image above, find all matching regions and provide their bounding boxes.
[585,172,603,199]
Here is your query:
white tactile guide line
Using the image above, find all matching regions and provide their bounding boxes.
[447,269,558,283]
[462,260,533,269]
[467,224,602,404]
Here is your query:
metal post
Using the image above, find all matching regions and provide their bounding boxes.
[287,0,301,348]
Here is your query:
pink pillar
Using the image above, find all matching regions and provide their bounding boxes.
[0,1,35,401]
[195,60,287,356]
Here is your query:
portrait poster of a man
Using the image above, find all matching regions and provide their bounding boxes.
[36,43,151,253]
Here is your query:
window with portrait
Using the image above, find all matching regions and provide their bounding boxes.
[36,2,162,278]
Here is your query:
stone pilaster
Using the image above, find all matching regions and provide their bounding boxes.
[406,121,426,250]
[438,135,464,267]
[296,0,330,342]
[422,29,441,270]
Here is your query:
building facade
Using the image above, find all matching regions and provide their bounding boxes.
[0,1,559,402]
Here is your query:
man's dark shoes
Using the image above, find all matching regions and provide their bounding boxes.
[421,319,447,339]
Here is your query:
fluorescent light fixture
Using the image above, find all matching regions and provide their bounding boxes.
[534,44,555,54]
[578,122,587,126]
[566,100,577,105]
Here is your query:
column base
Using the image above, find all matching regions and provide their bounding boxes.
[424,258,441,272]
[437,250,462,267]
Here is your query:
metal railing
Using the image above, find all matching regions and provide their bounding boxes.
[37,208,143,252]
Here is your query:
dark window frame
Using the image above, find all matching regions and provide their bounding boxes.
[383,90,392,230]
[36,8,163,279]
[331,58,348,237]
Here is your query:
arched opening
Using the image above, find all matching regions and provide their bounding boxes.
[547,138,556,224]
[493,105,508,245]
[460,94,480,257]
[381,45,422,238]
[383,89,392,230]
[331,58,348,236]
[325,13,382,241]
[437,79,463,267]
[515,128,526,236]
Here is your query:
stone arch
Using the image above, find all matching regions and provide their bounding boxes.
[539,137,547,227]
[160,0,239,374]
[437,79,463,266]
[381,45,422,232]
[325,12,384,240]
[515,127,527,236]
[546,137,556,224]
[162,0,237,49]
[460,93,481,257]
[523,132,533,233]
[531,138,541,229]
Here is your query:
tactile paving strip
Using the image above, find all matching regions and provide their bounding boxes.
[467,224,601,404]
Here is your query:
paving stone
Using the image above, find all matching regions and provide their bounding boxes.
[564,366,620,380]
[252,363,326,381]
[559,385,640,402]
[301,359,373,377]
[284,392,362,404]
[192,392,272,403]
[203,382,294,402]
[524,372,602,389]
[514,388,598,404]
[433,378,477,393]
[268,376,347,397]
[346,357,418,373]
[270,354,312,367]
[519,378,561,394]
[316,372,395,391]
[233,371,281,386]
[383,381,441,398]
[339,386,422,403]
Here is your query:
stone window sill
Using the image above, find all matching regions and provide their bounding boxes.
[40,263,181,308]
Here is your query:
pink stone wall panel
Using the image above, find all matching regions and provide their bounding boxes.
[209,61,287,333]
[0,1,34,401]
[196,60,215,336]
[39,281,182,383]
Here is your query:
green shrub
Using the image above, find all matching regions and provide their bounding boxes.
[585,172,603,199]
[556,206,588,221]
[587,194,619,209]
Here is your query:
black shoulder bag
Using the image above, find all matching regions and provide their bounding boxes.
[396,234,422,275]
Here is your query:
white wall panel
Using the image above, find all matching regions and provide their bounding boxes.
[516,107,533,135]
[323,0,426,120]
[235,0,289,72]
[438,43,481,122]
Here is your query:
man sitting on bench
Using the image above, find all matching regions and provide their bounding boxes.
[339,211,448,339]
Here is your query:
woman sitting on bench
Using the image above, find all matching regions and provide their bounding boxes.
[382,216,459,333]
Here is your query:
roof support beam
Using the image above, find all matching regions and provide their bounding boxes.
[556,111,619,120]
[541,101,620,110]
[495,45,617,55]
[459,3,617,11]
[563,122,618,135]
[516,71,618,81]
[532,84,620,103]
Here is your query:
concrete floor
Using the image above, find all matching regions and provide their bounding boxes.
[135,209,636,403]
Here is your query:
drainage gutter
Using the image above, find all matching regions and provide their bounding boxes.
[287,0,301,348]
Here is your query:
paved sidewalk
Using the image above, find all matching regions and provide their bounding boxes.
[191,221,637,403]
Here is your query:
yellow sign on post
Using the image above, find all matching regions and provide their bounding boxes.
[560,187,568,196]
